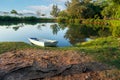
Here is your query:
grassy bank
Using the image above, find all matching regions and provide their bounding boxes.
[0,42,59,54]
[0,42,46,54]
[76,36,120,68]
[0,42,32,54]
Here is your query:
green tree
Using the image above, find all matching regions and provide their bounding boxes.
[101,0,120,19]
[65,0,85,18]
[64,0,102,19]
[58,11,68,17]
[112,0,120,4]
[50,4,60,17]
[11,10,18,14]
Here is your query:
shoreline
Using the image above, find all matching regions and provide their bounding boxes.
[0,36,120,79]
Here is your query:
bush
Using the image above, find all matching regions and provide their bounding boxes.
[74,19,81,24]
[110,20,120,37]
[57,17,68,23]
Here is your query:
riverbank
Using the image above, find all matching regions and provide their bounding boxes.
[0,37,120,68]
[0,36,120,79]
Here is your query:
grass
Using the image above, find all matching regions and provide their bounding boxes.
[0,42,51,54]
[0,42,31,54]
[76,36,120,69]
[0,42,71,54]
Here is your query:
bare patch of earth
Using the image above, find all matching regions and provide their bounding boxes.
[0,49,119,80]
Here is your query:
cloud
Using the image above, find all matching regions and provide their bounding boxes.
[53,0,70,3]
[28,4,65,16]
[18,10,35,14]
[29,5,51,12]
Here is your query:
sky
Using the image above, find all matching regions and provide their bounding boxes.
[0,0,69,16]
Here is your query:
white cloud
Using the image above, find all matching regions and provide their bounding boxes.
[18,10,35,14]
[29,5,51,12]
[53,0,71,3]
[28,4,65,16]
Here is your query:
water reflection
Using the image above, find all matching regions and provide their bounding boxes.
[50,24,60,35]
[63,24,111,45]
[0,22,111,46]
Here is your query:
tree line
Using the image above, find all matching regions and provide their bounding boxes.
[50,0,120,19]
[0,16,55,22]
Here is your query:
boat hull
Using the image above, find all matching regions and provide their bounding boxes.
[28,38,58,47]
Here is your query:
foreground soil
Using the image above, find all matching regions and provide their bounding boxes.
[0,49,120,80]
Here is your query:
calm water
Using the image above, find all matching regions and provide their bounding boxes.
[0,22,111,47]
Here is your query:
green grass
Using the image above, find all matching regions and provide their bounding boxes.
[76,36,120,68]
[0,42,71,54]
[0,42,51,54]
[0,42,32,54]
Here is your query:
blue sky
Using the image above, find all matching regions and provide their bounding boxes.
[0,0,69,16]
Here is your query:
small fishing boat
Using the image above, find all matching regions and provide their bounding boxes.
[28,38,58,47]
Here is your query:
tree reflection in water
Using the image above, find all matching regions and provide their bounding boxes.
[50,24,60,35]
[63,24,111,45]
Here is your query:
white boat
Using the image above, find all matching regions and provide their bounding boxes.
[28,38,58,47]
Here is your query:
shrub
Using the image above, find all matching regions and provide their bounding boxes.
[57,17,68,23]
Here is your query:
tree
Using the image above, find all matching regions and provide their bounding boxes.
[57,0,120,19]
[50,4,60,17]
[112,0,120,4]
[58,11,68,17]
[65,0,102,19]
[65,0,84,18]
[101,0,120,19]
[11,10,18,14]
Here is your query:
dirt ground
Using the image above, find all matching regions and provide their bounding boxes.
[0,49,120,80]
